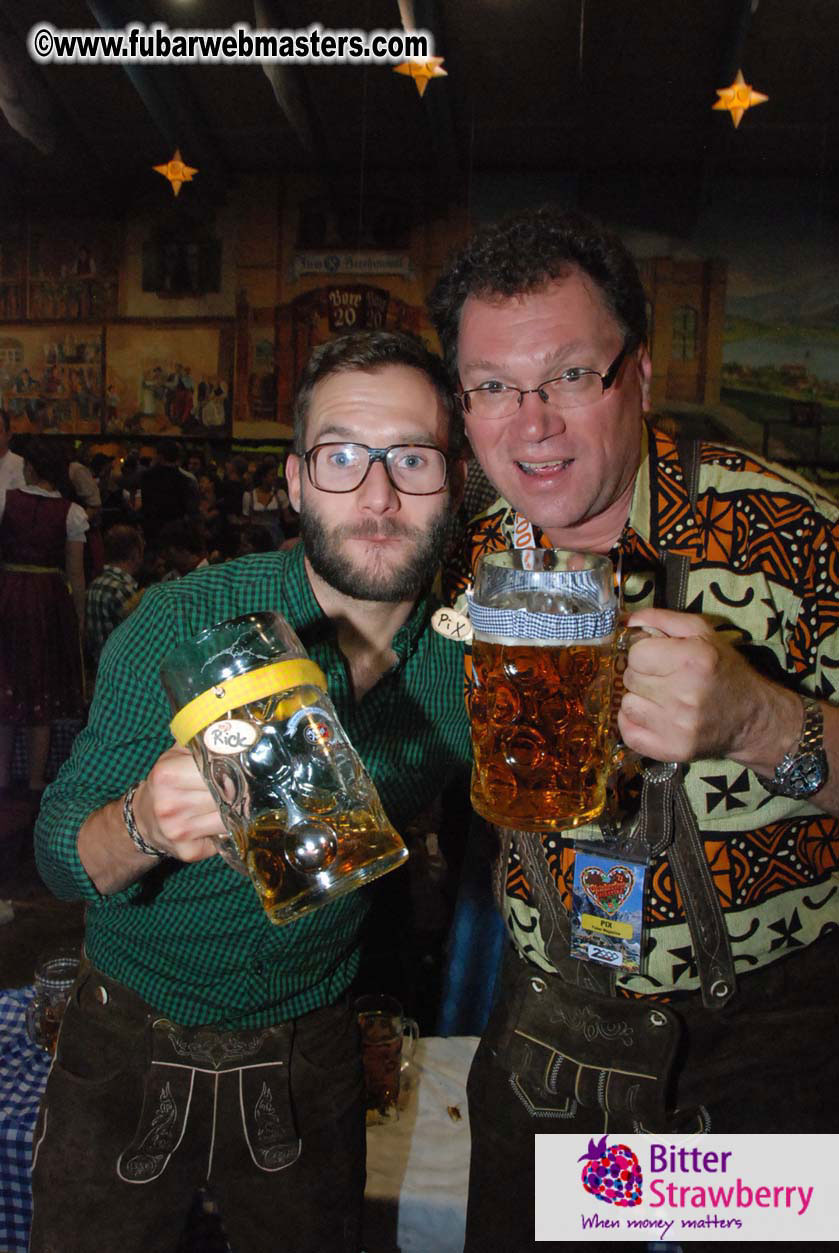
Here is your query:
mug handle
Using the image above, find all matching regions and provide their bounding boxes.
[616,620,664,656]
[25,998,40,1047]
[609,623,672,771]
[402,1017,419,1064]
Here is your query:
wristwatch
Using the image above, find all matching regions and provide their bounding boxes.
[756,696,828,799]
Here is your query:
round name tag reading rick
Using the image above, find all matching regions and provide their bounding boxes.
[203,719,258,755]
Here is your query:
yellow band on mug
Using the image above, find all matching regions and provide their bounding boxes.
[169,658,327,746]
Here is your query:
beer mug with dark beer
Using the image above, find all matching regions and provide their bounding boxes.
[468,549,623,833]
[160,612,407,925]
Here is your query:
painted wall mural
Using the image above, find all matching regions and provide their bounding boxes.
[0,218,119,322]
[104,323,234,438]
[0,325,103,434]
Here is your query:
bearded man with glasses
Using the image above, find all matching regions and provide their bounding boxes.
[429,207,839,1251]
[32,331,472,1253]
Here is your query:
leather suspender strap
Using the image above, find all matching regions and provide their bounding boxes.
[656,435,737,1009]
[676,434,702,505]
[668,783,737,1006]
[512,828,615,995]
[491,434,736,1008]
[490,824,515,914]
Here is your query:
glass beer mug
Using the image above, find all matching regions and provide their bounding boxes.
[468,548,623,833]
[26,950,80,1054]
[160,611,407,925]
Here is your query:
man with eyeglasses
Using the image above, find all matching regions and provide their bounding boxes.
[429,207,839,1250]
[31,331,472,1253]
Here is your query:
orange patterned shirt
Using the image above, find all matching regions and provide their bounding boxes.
[445,423,839,996]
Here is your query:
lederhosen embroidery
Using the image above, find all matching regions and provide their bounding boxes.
[118,1018,300,1183]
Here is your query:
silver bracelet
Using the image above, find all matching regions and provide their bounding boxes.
[122,783,167,859]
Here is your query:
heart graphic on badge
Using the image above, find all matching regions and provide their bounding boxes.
[579,865,635,916]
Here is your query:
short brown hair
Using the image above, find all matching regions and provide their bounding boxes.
[104,525,143,564]
[291,330,462,455]
[428,207,648,379]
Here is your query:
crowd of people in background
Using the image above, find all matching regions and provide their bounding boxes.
[0,415,302,803]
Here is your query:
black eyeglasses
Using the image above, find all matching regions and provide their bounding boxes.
[458,335,640,421]
[303,442,450,495]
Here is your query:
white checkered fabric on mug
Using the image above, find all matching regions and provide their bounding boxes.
[466,596,617,641]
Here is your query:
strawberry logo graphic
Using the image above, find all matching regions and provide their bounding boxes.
[578,1134,642,1206]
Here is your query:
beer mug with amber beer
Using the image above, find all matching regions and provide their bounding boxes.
[468,549,622,833]
[159,612,407,926]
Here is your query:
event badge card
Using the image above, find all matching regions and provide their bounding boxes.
[570,849,647,973]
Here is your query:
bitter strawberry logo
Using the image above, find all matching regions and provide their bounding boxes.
[579,1135,643,1206]
[579,865,635,916]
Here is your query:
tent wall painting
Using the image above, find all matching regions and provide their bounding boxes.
[0,219,119,322]
[0,325,104,434]
[103,322,234,438]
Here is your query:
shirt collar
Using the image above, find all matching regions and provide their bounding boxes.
[633,421,704,561]
[21,485,59,498]
[287,539,431,664]
[284,539,324,629]
[102,564,137,586]
[626,421,652,546]
[391,587,432,660]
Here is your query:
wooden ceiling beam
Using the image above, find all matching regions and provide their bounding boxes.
[86,0,231,198]
[253,0,321,157]
[408,0,461,187]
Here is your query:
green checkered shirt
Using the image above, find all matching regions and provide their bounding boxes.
[84,564,138,665]
[36,543,471,1027]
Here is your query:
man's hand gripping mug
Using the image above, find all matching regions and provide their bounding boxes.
[160,611,407,925]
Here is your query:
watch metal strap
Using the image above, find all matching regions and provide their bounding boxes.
[797,695,823,754]
[757,694,824,794]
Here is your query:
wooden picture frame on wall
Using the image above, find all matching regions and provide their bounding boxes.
[104,321,234,438]
[0,220,26,321]
[0,218,120,322]
[0,324,104,434]
[232,301,291,439]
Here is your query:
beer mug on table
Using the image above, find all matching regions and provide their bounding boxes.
[25,949,80,1054]
[468,548,625,833]
[159,612,407,926]
[355,993,419,1124]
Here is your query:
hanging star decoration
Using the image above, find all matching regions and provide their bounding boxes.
[712,69,768,129]
[153,148,198,196]
[393,57,447,97]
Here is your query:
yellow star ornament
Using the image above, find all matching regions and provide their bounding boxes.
[712,70,768,129]
[153,148,199,196]
[393,57,447,97]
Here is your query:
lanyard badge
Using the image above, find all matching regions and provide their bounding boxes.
[569,847,648,973]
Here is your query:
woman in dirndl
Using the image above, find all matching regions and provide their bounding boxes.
[0,437,88,798]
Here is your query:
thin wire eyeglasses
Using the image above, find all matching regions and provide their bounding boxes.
[303,442,451,495]
[458,334,640,421]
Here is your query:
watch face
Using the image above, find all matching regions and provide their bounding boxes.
[783,751,828,798]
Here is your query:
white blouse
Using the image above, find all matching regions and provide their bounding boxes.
[0,485,89,542]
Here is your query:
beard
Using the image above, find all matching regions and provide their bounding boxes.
[299,504,452,603]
